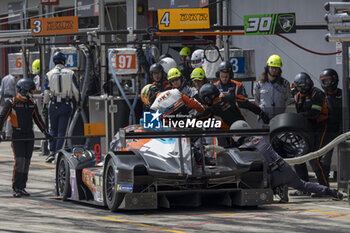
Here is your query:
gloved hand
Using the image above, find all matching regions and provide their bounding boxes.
[260,110,270,124]
[44,131,53,142]
[42,105,48,118]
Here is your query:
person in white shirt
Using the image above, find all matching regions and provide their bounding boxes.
[43,52,80,162]
[31,59,41,93]
[0,73,17,138]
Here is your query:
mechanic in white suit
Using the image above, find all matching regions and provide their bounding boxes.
[0,73,17,138]
[43,51,80,162]
[31,59,42,93]
[254,55,290,127]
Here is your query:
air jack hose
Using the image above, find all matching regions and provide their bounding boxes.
[204,131,350,165]
[67,47,90,149]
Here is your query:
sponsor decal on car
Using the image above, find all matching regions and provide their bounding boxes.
[117,184,133,192]
[142,110,221,129]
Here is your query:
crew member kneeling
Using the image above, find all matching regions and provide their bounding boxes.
[207,120,344,203]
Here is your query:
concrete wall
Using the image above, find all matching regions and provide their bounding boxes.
[229,0,341,89]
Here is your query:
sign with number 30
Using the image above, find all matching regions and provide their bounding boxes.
[244,13,296,35]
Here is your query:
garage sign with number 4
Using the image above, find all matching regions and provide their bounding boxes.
[157,8,210,30]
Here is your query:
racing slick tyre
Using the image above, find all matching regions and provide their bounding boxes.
[269,112,314,158]
[104,159,124,212]
[56,156,71,200]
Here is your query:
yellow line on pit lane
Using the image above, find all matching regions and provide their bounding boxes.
[9,198,185,233]
[31,162,55,168]
[307,209,350,217]
[0,158,54,168]
[101,217,185,233]
[272,204,350,218]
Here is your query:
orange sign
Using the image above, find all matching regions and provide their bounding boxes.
[115,54,136,70]
[158,8,210,30]
[30,16,78,36]
[84,123,106,136]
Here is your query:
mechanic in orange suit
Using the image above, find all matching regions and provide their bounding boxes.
[141,84,204,117]
[214,61,248,100]
[0,78,51,198]
[291,72,330,196]
[197,83,269,146]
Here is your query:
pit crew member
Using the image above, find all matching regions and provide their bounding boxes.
[178,46,193,83]
[197,84,269,147]
[319,68,342,186]
[292,72,329,195]
[0,78,51,197]
[43,51,80,163]
[149,63,171,92]
[190,67,209,105]
[0,73,17,139]
[206,120,344,203]
[214,61,248,98]
[141,84,204,117]
[167,68,197,98]
[254,55,291,127]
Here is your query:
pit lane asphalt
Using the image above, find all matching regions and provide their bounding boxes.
[0,142,350,233]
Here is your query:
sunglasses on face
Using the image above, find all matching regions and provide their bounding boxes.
[170,77,180,83]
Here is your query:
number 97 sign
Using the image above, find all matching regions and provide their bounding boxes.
[116,54,136,70]
[108,48,138,75]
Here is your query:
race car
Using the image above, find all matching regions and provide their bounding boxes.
[55,125,274,211]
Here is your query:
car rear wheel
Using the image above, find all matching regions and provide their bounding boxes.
[270,130,312,158]
[56,156,71,200]
[269,113,314,158]
[104,159,124,211]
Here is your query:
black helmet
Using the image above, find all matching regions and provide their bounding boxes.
[53,51,66,65]
[150,63,164,74]
[199,83,220,106]
[320,68,339,92]
[16,78,35,96]
[294,72,314,94]
[218,61,233,78]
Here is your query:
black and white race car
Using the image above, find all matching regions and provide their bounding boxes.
[55,125,275,211]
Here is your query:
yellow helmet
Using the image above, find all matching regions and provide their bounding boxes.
[167,67,182,81]
[140,84,159,106]
[32,59,40,73]
[191,67,205,81]
[266,55,282,68]
[179,47,191,56]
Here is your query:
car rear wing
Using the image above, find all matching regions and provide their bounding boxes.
[119,127,269,175]
[119,128,269,148]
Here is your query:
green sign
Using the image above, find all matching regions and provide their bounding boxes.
[244,13,296,35]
